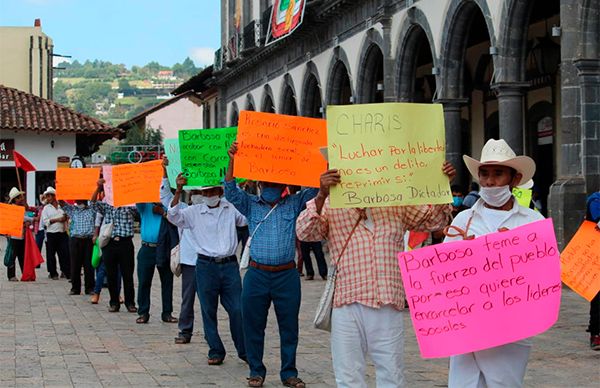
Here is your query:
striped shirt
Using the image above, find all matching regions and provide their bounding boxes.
[296,198,452,309]
[92,201,136,238]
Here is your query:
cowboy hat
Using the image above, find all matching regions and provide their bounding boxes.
[463,139,535,186]
[43,186,56,196]
[8,187,25,203]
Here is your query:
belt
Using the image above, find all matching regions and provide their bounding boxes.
[142,241,158,248]
[112,236,132,242]
[197,254,237,264]
[72,235,92,239]
[249,260,295,272]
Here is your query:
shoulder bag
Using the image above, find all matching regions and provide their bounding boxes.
[314,212,364,331]
[240,204,279,269]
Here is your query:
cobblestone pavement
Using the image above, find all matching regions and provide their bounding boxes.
[0,237,598,387]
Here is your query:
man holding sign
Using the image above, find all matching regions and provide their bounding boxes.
[296,160,455,388]
[3,188,33,281]
[443,139,544,387]
[225,142,317,388]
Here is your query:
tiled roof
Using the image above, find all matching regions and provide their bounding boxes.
[0,85,121,135]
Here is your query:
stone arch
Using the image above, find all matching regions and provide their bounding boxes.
[497,0,538,82]
[245,93,256,111]
[279,74,298,115]
[300,61,323,118]
[326,46,354,106]
[356,29,385,103]
[261,84,276,113]
[581,0,600,59]
[230,101,239,126]
[396,8,439,101]
[439,0,496,99]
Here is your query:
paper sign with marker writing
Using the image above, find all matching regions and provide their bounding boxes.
[101,165,114,206]
[179,127,237,187]
[163,138,194,190]
[0,203,25,238]
[397,218,560,358]
[327,103,451,208]
[512,188,532,208]
[111,160,162,207]
[234,111,327,187]
[560,221,600,301]
[56,168,100,200]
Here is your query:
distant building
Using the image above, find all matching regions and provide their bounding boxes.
[157,70,175,80]
[120,66,217,139]
[0,85,122,204]
[0,19,53,99]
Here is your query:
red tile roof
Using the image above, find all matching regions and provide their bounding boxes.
[0,85,121,135]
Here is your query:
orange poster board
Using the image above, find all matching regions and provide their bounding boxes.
[234,111,327,187]
[0,203,25,238]
[56,168,101,200]
[111,160,163,207]
[560,221,600,301]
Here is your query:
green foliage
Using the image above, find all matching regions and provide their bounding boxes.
[122,125,163,146]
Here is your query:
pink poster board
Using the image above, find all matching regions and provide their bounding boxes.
[397,218,561,358]
[101,165,114,206]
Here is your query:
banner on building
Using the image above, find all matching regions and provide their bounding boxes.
[266,0,306,46]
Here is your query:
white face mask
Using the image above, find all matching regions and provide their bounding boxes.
[190,195,205,205]
[479,185,513,207]
[204,195,221,208]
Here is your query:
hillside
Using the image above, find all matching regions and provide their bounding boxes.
[53,58,201,127]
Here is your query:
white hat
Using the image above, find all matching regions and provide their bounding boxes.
[8,187,25,203]
[43,186,56,195]
[463,139,535,186]
[518,179,534,189]
[197,185,221,191]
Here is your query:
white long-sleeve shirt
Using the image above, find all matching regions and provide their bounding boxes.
[168,198,247,259]
[41,203,66,233]
[160,178,197,266]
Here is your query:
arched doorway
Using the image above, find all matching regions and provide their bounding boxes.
[301,63,323,118]
[280,75,298,115]
[230,102,239,126]
[261,85,275,113]
[246,94,256,111]
[358,43,384,103]
[327,48,353,107]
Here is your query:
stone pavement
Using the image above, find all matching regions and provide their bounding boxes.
[0,237,598,387]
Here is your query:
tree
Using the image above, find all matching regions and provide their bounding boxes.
[53,80,69,105]
[173,57,199,79]
[122,125,163,146]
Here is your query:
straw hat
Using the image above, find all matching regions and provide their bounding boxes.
[463,139,535,186]
[8,187,25,203]
[43,186,56,196]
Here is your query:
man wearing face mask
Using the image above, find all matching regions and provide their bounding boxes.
[5,187,34,281]
[60,199,97,295]
[224,142,318,388]
[443,139,543,388]
[168,173,248,365]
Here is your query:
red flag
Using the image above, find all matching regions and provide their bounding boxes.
[13,151,36,172]
[21,228,44,281]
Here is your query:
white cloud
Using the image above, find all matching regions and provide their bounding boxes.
[189,47,215,67]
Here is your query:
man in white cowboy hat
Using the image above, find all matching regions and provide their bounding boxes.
[41,186,71,280]
[443,138,544,388]
[5,187,33,281]
[168,173,247,366]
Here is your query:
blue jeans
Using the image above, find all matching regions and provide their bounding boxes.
[195,257,245,360]
[137,245,173,318]
[94,259,121,295]
[242,266,301,381]
[35,229,45,251]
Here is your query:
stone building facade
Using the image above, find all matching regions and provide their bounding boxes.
[213,0,599,247]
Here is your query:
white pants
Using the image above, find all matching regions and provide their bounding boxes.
[448,340,532,388]
[331,303,405,388]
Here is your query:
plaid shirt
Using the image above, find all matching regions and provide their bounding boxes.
[62,204,96,237]
[296,198,451,309]
[224,180,318,265]
[92,202,136,238]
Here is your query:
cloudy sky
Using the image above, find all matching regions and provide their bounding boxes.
[0,0,221,68]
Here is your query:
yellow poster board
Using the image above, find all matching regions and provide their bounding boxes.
[512,188,532,208]
[327,103,451,208]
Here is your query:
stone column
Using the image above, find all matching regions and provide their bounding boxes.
[491,82,529,154]
[575,58,600,193]
[436,98,469,187]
